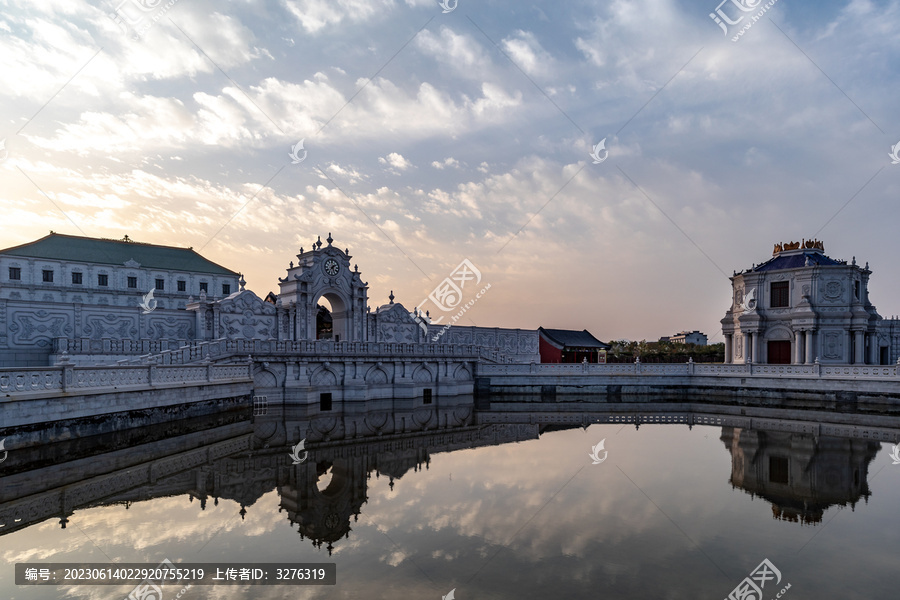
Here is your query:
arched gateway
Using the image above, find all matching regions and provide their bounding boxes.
[277,234,370,342]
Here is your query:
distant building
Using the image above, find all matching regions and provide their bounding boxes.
[668,331,708,345]
[538,327,610,363]
[721,240,893,365]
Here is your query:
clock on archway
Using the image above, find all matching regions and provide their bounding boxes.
[324,258,340,276]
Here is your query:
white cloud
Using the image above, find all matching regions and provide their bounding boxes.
[431,157,459,169]
[379,152,412,170]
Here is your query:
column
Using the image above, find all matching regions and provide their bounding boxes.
[868,333,878,365]
[751,333,760,363]
[854,330,865,364]
[845,331,852,364]
[744,333,752,364]
[805,331,814,364]
[725,334,733,363]
[794,331,803,364]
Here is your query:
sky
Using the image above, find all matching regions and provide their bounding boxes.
[1,0,899,343]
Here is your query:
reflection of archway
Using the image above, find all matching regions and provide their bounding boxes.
[314,292,349,342]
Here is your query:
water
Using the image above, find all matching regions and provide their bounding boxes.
[2,397,899,599]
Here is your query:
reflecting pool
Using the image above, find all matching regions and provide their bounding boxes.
[2,396,899,599]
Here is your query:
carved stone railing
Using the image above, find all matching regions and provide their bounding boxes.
[52,337,192,355]
[111,338,486,366]
[477,361,900,379]
[0,362,252,396]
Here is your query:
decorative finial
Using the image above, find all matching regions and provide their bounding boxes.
[389,290,394,304]
[289,261,293,268]
[327,233,333,246]
[345,248,349,255]
[852,256,856,265]
[354,264,358,272]
[239,274,246,291]
[426,310,430,317]
[299,246,304,254]
[316,236,322,249]
[865,261,869,270]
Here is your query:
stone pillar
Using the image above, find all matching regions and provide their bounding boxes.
[744,333,752,364]
[751,333,760,363]
[845,331,852,364]
[854,330,865,364]
[805,331,814,364]
[794,331,803,364]
[868,334,878,365]
[725,334,733,363]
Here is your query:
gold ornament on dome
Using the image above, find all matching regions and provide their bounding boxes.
[773,238,824,255]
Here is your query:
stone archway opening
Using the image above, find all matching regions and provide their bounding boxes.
[315,292,348,342]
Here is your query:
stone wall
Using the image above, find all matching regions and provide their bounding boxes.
[427,325,540,363]
[0,298,195,367]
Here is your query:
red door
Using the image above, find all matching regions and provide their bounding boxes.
[767,340,791,364]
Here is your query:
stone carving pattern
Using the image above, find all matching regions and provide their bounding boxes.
[8,310,73,347]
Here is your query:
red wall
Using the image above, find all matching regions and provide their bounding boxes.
[539,336,562,363]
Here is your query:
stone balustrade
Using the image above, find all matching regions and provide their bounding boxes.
[478,361,900,379]
[112,338,490,366]
[0,362,252,397]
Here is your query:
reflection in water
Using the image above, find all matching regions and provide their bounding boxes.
[721,427,878,525]
[1,398,900,600]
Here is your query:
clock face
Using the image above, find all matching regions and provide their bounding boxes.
[324,258,340,276]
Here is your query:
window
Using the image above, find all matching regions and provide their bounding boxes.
[320,392,333,411]
[127,276,137,289]
[769,456,789,484]
[855,281,860,299]
[8,267,21,280]
[177,280,186,292]
[155,278,165,290]
[98,274,108,286]
[199,282,208,293]
[42,269,53,283]
[423,388,433,404]
[770,281,789,308]
[222,284,231,295]
[71,272,82,285]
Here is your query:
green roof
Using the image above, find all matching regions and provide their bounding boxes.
[0,233,238,276]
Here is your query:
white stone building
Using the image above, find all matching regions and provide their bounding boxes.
[0,233,240,365]
[721,240,888,365]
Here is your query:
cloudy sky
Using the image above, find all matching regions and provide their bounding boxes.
[1,0,899,342]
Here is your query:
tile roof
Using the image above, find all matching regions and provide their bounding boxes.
[754,251,843,272]
[539,327,610,349]
[0,233,238,276]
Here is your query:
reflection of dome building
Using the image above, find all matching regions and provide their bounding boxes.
[721,427,878,525]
